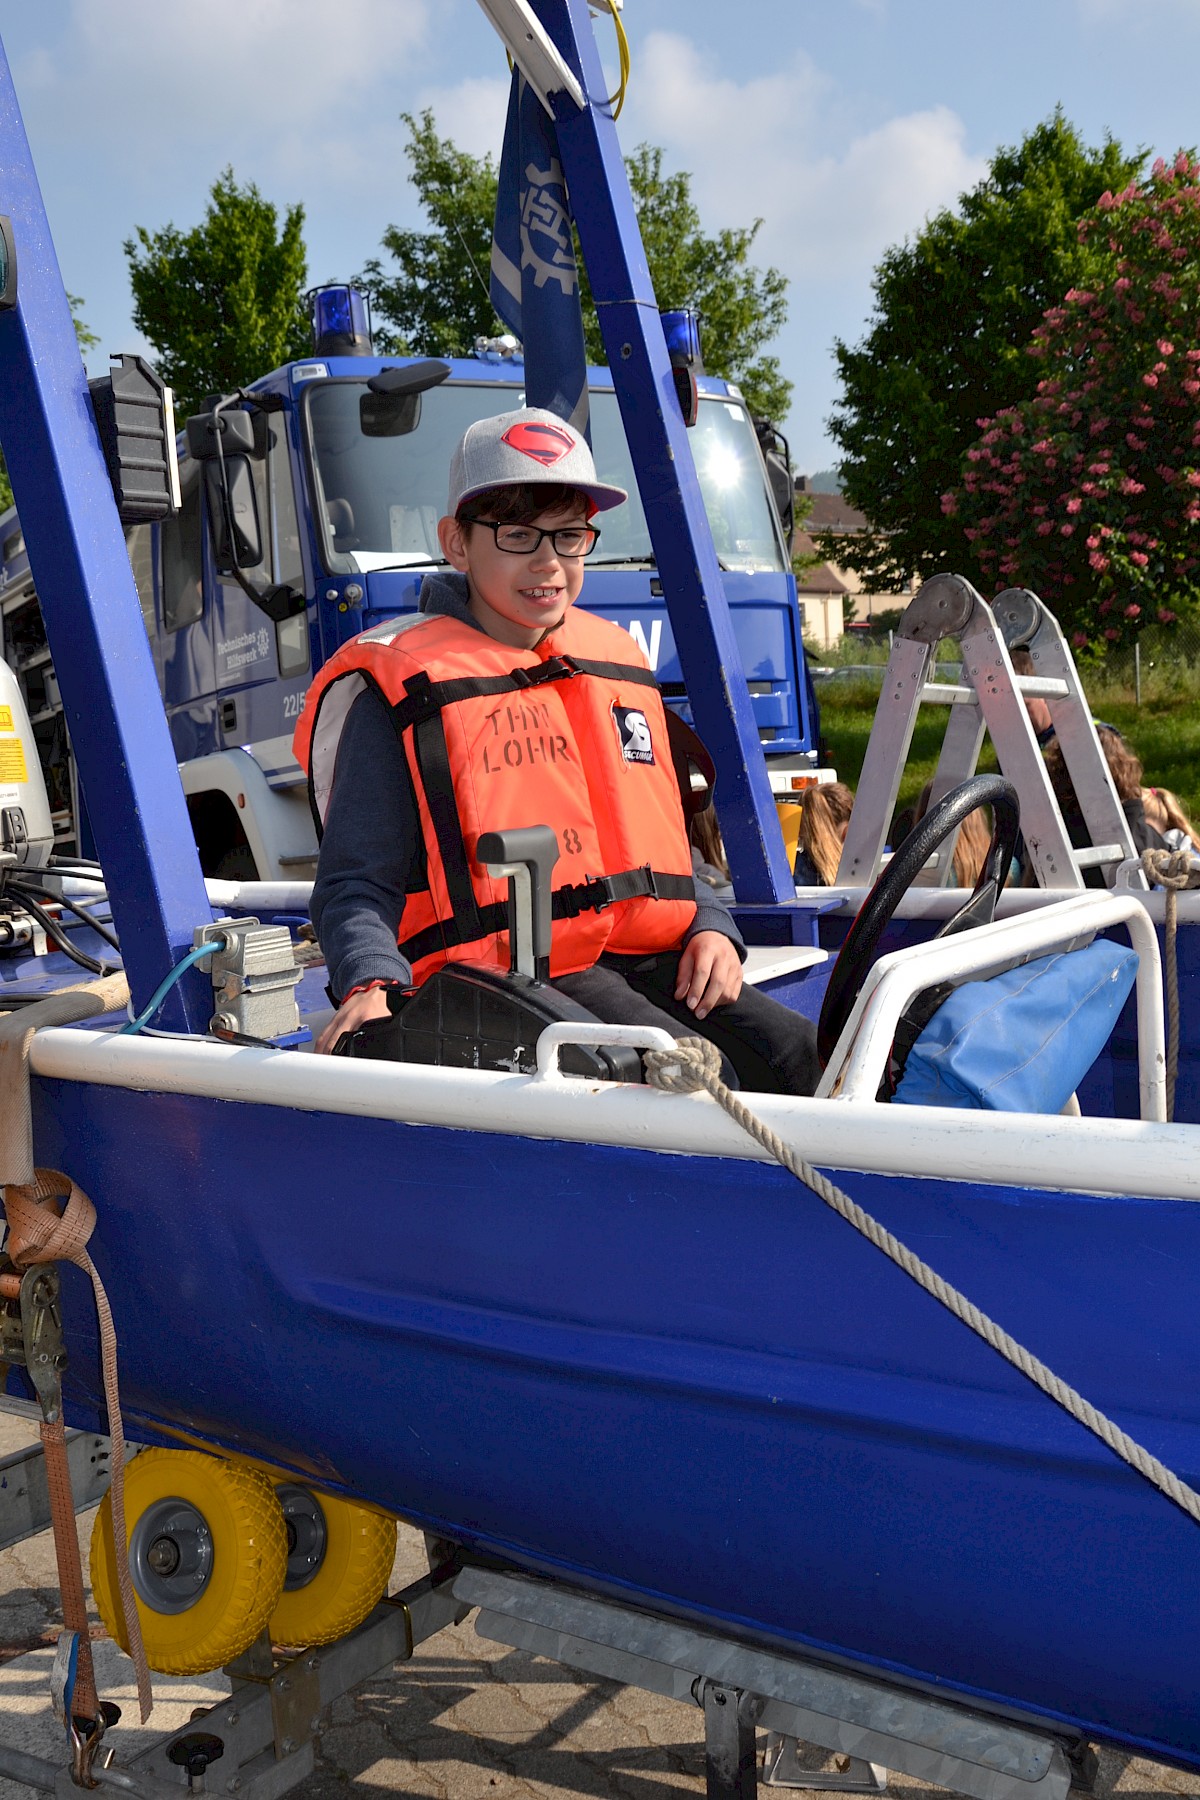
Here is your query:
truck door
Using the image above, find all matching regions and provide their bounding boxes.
[212,417,311,758]
[159,461,218,763]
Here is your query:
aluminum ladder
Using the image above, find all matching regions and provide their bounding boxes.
[835,576,1148,892]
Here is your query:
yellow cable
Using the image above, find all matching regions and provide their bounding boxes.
[599,1,631,118]
[503,3,630,120]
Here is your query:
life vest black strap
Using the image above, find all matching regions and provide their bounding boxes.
[399,866,696,966]
[552,867,696,919]
[410,710,485,946]
[391,654,658,732]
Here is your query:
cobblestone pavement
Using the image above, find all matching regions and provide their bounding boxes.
[1,1414,1198,1800]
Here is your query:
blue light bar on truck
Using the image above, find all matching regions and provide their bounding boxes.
[309,285,373,357]
[660,309,702,427]
[660,309,702,368]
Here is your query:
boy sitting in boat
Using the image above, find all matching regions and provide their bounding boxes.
[295,406,819,1093]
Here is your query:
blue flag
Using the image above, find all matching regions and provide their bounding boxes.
[491,70,590,443]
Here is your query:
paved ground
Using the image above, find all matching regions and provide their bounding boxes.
[1,1412,1198,1800]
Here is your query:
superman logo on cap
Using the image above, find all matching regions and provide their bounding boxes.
[501,420,575,465]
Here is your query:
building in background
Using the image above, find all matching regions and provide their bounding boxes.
[793,477,912,642]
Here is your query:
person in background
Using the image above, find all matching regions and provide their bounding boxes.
[1010,648,1054,742]
[1045,724,1168,885]
[905,780,997,889]
[794,782,855,886]
[1141,784,1200,855]
[690,803,733,901]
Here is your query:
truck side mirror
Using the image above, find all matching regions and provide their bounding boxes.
[764,449,794,541]
[185,395,303,616]
[187,404,265,573]
[753,416,795,542]
[186,407,258,459]
[203,456,263,571]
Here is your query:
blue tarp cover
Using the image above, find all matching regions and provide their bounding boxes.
[893,940,1138,1113]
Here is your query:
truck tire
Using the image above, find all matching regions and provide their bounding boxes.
[215,845,259,880]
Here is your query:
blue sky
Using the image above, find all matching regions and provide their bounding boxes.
[1,0,1198,474]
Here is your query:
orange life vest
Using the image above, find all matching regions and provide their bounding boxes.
[294,605,698,985]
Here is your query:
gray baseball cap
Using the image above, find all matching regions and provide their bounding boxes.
[447,406,629,516]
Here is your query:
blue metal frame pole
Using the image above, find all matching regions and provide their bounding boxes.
[0,39,211,1028]
[533,0,794,905]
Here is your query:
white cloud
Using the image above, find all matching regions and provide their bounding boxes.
[15,0,430,163]
[597,30,989,465]
[621,32,985,282]
[414,74,511,163]
[792,107,987,274]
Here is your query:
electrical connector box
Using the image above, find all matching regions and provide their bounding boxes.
[194,918,302,1041]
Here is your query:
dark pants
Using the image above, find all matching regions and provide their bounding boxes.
[554,951,819,1096]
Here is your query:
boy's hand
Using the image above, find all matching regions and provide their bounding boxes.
[316,984,395,1055]
[674,931,742,1020]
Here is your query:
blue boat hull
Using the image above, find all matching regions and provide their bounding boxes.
[25,1073,1200,1772]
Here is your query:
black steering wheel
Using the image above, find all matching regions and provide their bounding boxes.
[817,774,1021,1069]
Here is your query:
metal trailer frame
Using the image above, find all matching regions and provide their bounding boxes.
[0,1497,1097,1800]
[0,1397,1097,1800]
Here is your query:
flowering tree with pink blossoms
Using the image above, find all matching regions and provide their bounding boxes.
[944,155,1200,651]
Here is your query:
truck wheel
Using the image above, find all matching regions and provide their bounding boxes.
[90,1449,287,1676]
[215,845,258,880]
[267,1484,396,1647]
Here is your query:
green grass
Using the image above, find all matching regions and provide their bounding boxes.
[818,680,1200,824]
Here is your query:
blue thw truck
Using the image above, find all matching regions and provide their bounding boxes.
[0,309,822,879]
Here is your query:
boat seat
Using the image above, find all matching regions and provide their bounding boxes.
[331,825,642,1082]
[331,960,642,1081]
[331,729,721,1085]
[326,497,359,552]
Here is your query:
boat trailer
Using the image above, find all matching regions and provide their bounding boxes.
[0,1415,1096,1800]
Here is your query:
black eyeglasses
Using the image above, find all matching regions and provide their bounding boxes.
[467,519,600,559]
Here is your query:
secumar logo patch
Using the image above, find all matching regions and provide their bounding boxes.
[501,420,575,466]
[612,705,655,764]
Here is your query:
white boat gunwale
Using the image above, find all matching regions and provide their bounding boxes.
[29,1023,1200,1205]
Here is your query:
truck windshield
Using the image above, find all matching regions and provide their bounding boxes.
[304,381,786,576]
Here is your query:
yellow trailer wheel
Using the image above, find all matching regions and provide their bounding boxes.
[267,1484,396,1647]
[90,1449,287,1677]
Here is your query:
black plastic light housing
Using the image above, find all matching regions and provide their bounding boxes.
[0,217,16,311]
[89,354,181,523]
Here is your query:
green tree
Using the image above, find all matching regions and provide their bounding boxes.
[124,169,309,418]
[614,145,790,421]
[360,112,504,360]
[69,293,100,358]
[822,113,1144,591]
[946,154,1200,648]
[361,112,791,420]
[0,294,98,512]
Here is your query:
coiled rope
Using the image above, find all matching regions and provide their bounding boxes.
[644,1037,1200,1528]
[1141,846,1194,1121]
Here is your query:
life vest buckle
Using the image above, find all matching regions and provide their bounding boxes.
[510,655,579,689]
[555,865,658,918]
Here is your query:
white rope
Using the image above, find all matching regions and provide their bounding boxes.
[644,1038,1200,1528]
[1141,846,1193,1121]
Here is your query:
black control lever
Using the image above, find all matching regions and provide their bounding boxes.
[477,826,559,982]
